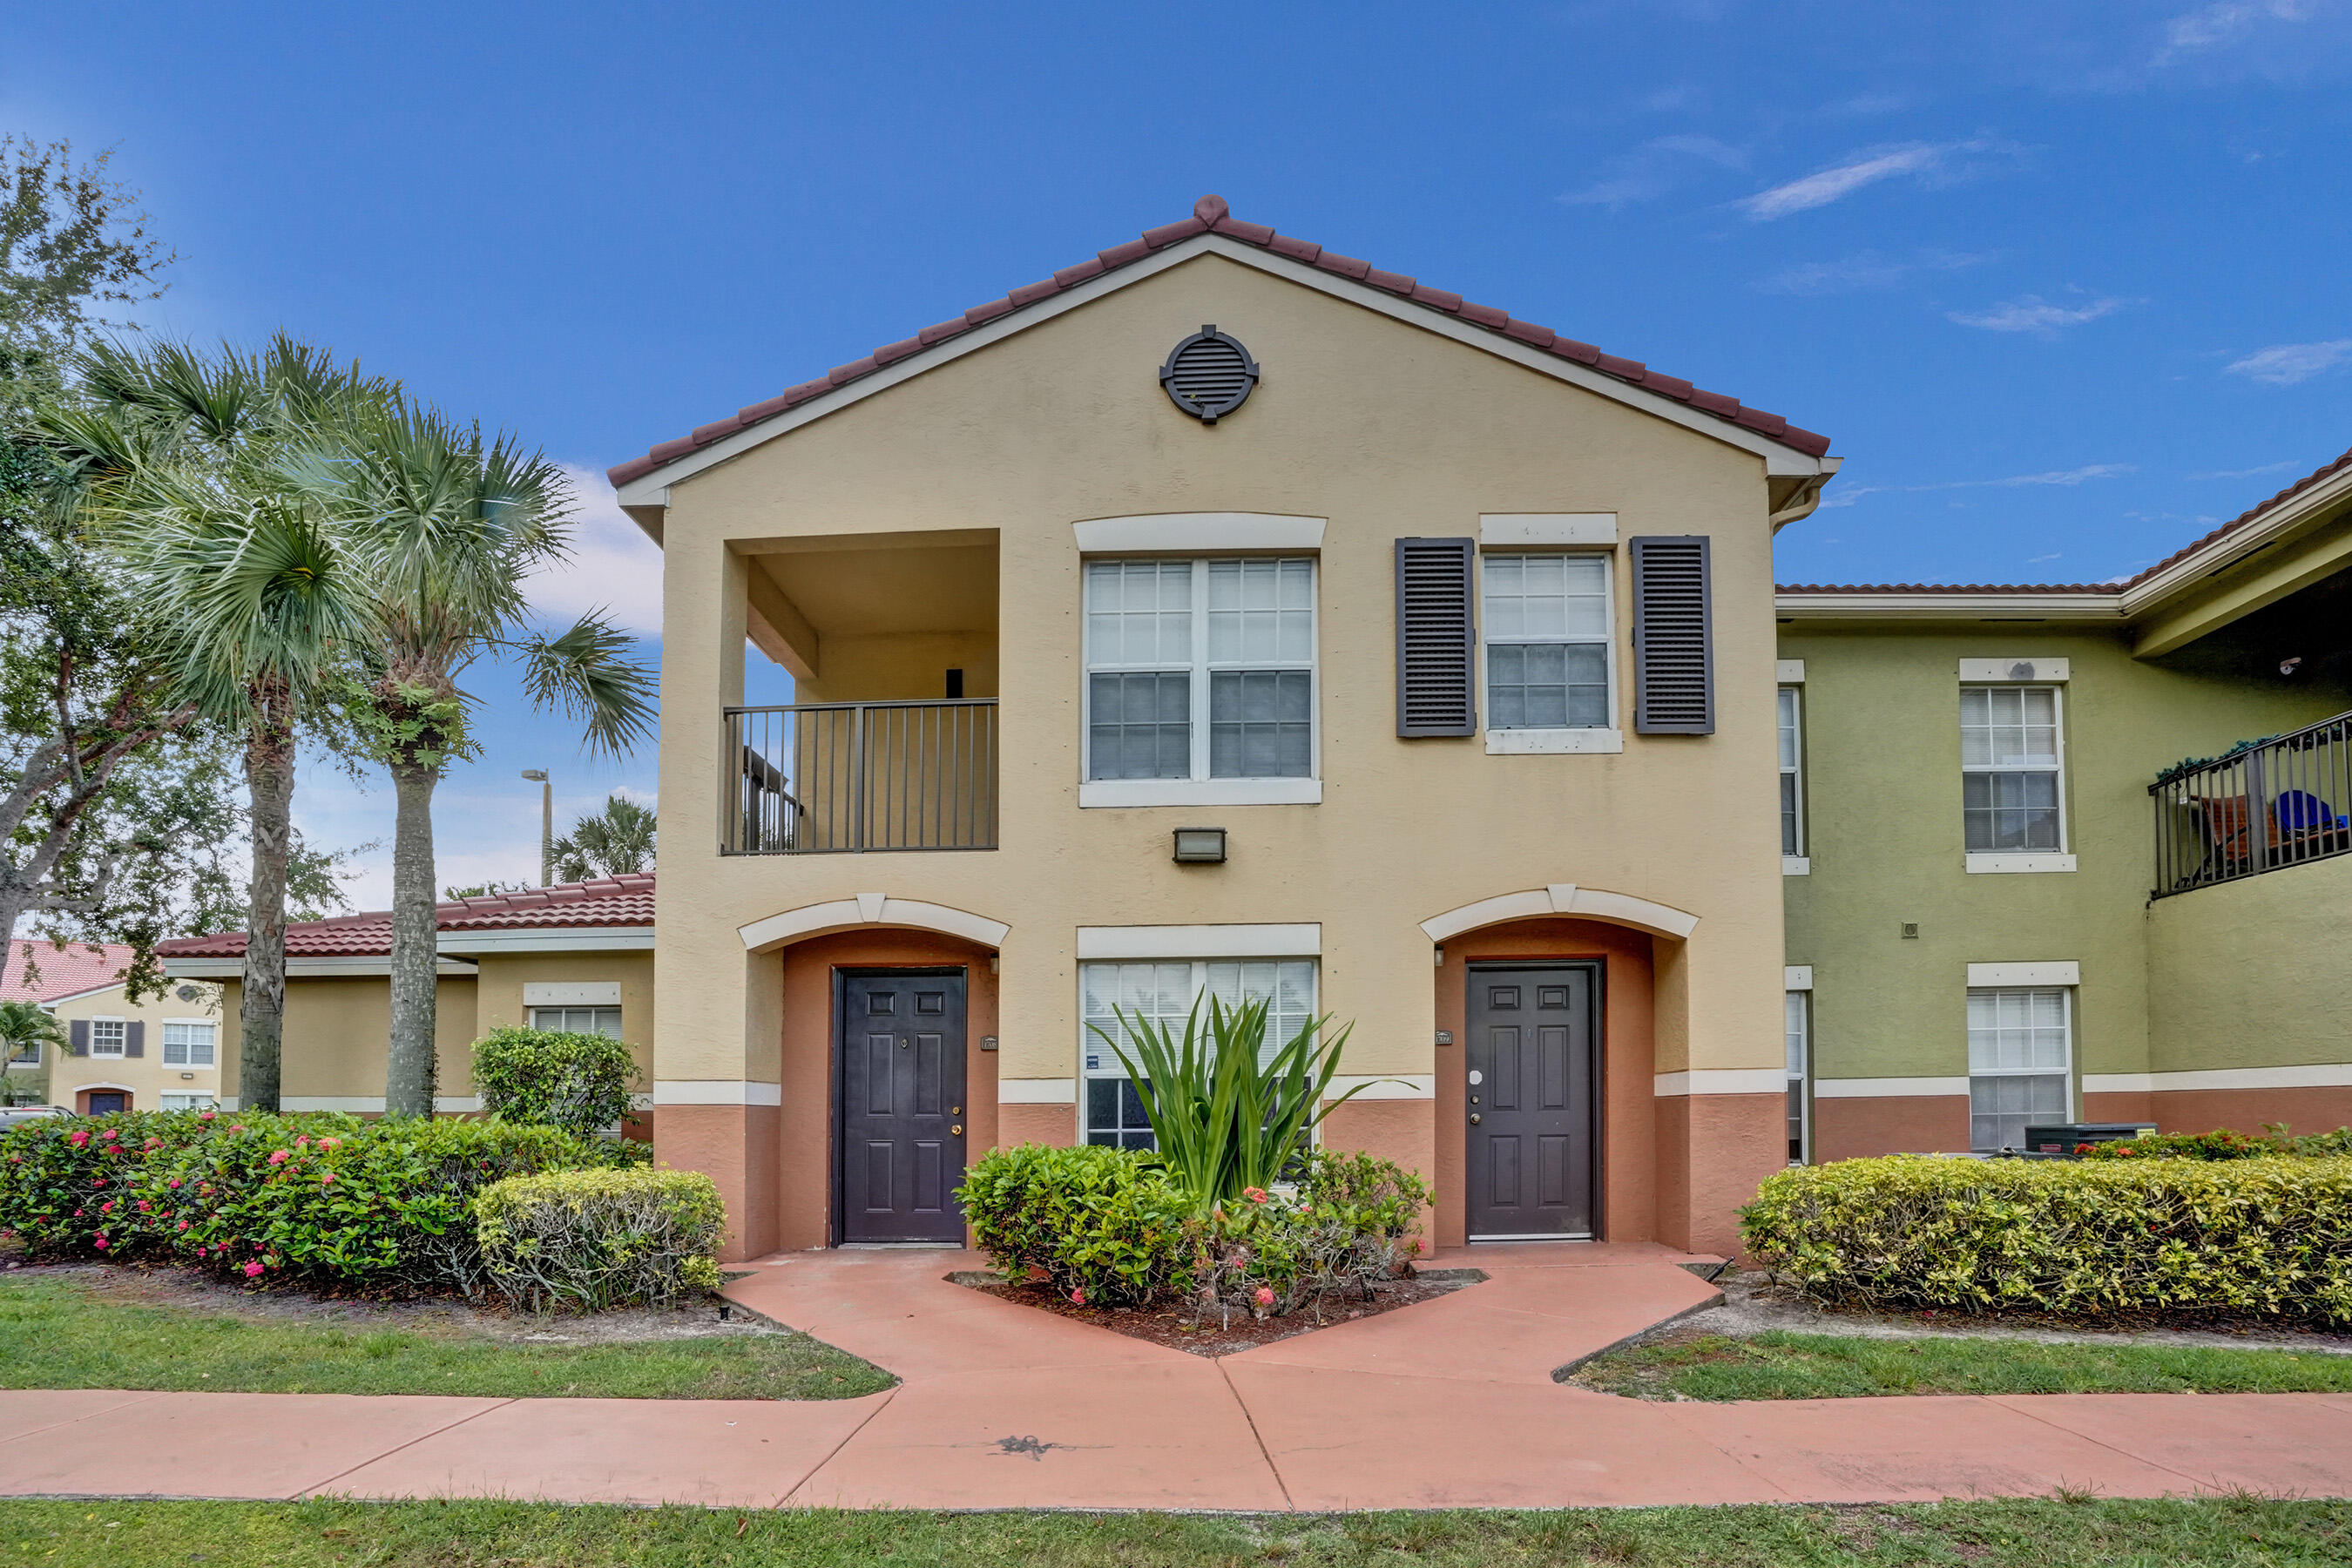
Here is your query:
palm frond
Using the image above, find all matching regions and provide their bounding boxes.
[516,614,658,759]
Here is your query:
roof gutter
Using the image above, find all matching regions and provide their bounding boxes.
[1774,591,2126,621]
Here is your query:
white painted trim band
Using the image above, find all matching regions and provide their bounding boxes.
[1419,883,1700,943]
[1967,962,2080,987]
[1653,1069,1787,1097]
[1078,777,1322,808]
[1478,513,1617,547]
[274,1096,484,1113]
[1485,727,1623,755]
[2083,1064,2352,1095]
[998,1078,1078,1104]
[738,895,1010,952]
[523,982,623,1007]
[437,929,654,954]
[1965,854,2077,875]
[1077,923,1321,960]
[1960,658,2071,682]
[652,1080,784,1107]
[1815,1077,1970,1098]
[1784,965,1813,990]
[1072,512,1326,552]
[1325,1074,1436,1100]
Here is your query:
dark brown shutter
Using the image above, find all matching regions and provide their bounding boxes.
[69,1019,89,1057]
[124,1022,145,1058]
[1629,536,1714,735]
[1395,537,1477,737]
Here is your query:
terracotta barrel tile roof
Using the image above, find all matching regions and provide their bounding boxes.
[2,941,135,1004]
[607,194,1833,490]
[155,874,657,961]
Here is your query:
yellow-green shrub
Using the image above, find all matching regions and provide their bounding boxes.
[1741,1154,2352,1325]
[474,1167,725,1312]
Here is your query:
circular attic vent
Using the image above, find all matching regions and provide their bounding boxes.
[1159,324,1259,424]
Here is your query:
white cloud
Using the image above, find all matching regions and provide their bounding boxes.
[1738,143,1953,220]
[2224,338,2352,385]
[2028,552,2064,564]
[524,464,665,635]
[2161,1,2313,57]
[1758,247,1992,295]
[1819,464,2133,509]
[1948,295,2128,335]
[2186,459,2299,479]
[1563,135,1748,209]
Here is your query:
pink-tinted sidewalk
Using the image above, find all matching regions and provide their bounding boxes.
[3,1242,2349,1511]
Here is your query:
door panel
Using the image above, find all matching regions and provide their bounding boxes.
[838,971,969,1242]
[1465,964,1598,1239]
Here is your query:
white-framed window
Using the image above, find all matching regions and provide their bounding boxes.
[1962,686,2065,854]
[1967,987,2072,1152]
[531,1005,622,1037]
[159,1092,217,1112]
[161,1021,216,1067]
[1483,553,1613,733]
[6,1037,39,1067]
[1784,990,1810,1165]
[88,1018,126,1058]
[1084,558,1316,784]
[1078,958,1318,1150]
[1779,686,1805,858]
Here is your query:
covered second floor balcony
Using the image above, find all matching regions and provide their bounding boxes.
[2151,708,2352,896]
[725,699,998,853]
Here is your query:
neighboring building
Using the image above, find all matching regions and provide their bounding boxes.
[3,941,225,1112]
[151,199,2352,1265]
[1780,447,2352,1161]
[156,877,653,1119]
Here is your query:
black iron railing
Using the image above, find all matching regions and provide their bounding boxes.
[2150,709,2352,897]
[723,700,998,854]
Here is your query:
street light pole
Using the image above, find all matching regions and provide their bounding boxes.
[520,770,551,886]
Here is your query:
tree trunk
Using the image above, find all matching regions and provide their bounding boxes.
[238,713,295,1113]
[383,760,442,1118]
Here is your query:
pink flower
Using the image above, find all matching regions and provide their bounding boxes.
[320,1172,335,1185]
[316,1137,341,1149]
[242,1261,263,1278]
[67,1130,88,1147]
[176,1221,190,1231]
[1069,1288,1087,1305]
[1410,1239,1423,1254]
[1243,1187,1269,1204]
[71,1209,83,1218]
[295,1135,309,1147]
[144,1137,161,1149]
[91,1178,105,1188]
[230,1125,246,1132]
[198,1111,215,1121]
[92,1236,108,1249]
[166,1179,181,1189]
[1254,1286,1275,1308]
[267,1150,289,1166]
[99,1129,118,1141]
[99,1202,113,1214]
[135,1200,150,1212]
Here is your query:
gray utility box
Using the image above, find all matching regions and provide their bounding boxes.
[2022,1122,2159,1157]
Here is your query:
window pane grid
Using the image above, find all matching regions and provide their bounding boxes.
[1779,686,1803,856]
[1961,686,2064,854]
[1784,990,1809,1164]
[90,1020,125,1058]
[1968,987,2072,1150]
[1080,959,1317,1149]
[529,1006,622,1037]
[1484,553,1612,731]
[161,1023,215,1067]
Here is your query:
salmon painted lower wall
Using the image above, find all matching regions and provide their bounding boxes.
[1812,1095,1971,1160]
[657,1104,781,1261]
[2083,1086,2352,1138]
[1653,1092,1781,1258]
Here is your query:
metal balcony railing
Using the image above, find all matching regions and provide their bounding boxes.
[723,700,998,854]
[2150,708,2352,897]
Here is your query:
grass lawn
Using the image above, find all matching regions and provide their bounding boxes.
[1569,1330,2352,1402]
[0,1497,2347,1565]
[0,1276,894,1400]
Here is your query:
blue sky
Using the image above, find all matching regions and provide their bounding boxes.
[10,1,2351,910]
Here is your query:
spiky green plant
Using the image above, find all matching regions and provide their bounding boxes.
[1094,994,1382,1209]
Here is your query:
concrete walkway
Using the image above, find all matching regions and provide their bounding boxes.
[4,1242,2350,1511]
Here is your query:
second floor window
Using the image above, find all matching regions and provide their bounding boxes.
[1085,558,1315,782]
[1779,687,1804,856]
[1484,553,1612,730]
[162,1022,215,1067]
[1962,686,2065,853]
[90,1019,126,1058]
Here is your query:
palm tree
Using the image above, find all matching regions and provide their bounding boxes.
[0,999,66,1103]
[34,338,389,1112]
[303,402,655,1117]
[550,794,656,881]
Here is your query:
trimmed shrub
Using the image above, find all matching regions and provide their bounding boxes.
[1741,1154,2352,1325]
[475,1166,725,1312]
[471,1027,640,1138]
[955,1143,1432,1318]
[956,1144,1193,1308]
[2080,1125,2352,1160]
[0,1109,627,1295]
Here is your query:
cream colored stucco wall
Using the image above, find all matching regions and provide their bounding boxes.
[470,950,656,1090]
[652,252,1793,1098]
[34,980,226,1110]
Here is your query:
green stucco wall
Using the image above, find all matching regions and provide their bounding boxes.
[2146,851,2352,1073]
[1780,623,2340,1086]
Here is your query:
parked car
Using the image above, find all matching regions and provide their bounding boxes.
[0,1105,70,1132]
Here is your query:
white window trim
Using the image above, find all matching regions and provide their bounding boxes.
[86,1016,128,1058]
[1961,683,2070,862]
[1779,686,1806,862]
[159,1017,218,1070]
[1477,513,1617,547]
[1959,657,2070,682]
[1966,984,2078,1150]
[1079,555,1321,803]
[1479,549,1619,741]
[1078,956,1321,1144]
[1072,513,1327,552]
[1965,961,2079,987]
[523,981,622,1008]
[1078,923,1321,960]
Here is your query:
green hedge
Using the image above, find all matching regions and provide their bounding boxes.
[471,1027,641,1138]
[1741,1154,2352,1324]
[0,1110,629,1295]
[476,1167,726,1312]
[956,1144,1430,1317]
[2081,1125,2352,1160]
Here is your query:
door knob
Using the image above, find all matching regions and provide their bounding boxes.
[950,1125,963,1136]
[1469,1112,1482,1125]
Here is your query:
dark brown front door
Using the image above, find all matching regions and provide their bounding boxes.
[837,970,969,1243]
[1465,963,1599,1240]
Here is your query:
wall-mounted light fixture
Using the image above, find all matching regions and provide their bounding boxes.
[1171,827,1227,863]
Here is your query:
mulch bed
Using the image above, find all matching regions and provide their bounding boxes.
[950,1267,1485,1357]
